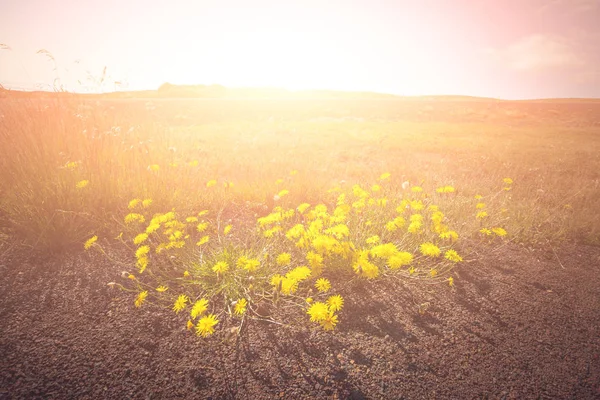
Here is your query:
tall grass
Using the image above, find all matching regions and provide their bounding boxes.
[0,95,599,253]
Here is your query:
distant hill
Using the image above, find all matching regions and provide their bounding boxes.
[1,83,599,102]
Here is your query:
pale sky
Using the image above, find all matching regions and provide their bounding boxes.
[1,0,599,99]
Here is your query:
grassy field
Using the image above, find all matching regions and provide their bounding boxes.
[1,94,599,335]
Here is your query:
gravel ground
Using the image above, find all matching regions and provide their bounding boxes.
[1,242,599,399]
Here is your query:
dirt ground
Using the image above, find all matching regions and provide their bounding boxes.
[1,242,599,399]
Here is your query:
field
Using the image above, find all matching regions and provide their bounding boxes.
[1,93,600,399]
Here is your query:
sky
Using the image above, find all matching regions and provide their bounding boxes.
[1,0,599,99]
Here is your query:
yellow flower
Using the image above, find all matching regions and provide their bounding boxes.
[242,258,260,272]
[278,189,289,198]
[290,170,298,176]
[474,194,483,200]
[134,291,148,308]
[183,270,190,277]
[480,228,492,236]
[135,245,150,259]
[315,278,331,292]
[136,257,148,273]
[306,297,313,304]
[133,233,148,245]
[447,277,454,287]
[196,235,209,246]
[476,211,488,219]
[492,227,507,237]
[436,185,455,193]
[371,184,381,192]
[186,216,198,223]
[476,202,486,209]
[366,235,380,245]
[371,243,398,259]
[297,203,311,214]
[128,199,141,209]
[173,294,189,313]
[276,252,291,266]
[320,312,338,331]
[65,161,78,169]
[419,242,441,257]
[128,274,135,280]
[196,314,219,337]
[286,266,311,281]
[76,180,89,189]
[411,186,423,192]
[430,269,438,277]
[186,320,194,330]
[327,295,344,312]
[206,179,217,188]
[148,164,160,171]
[196,222,209,232]
[212,261,229,274]
[307,302,329,322]
[503,177,513,185]
[379,172,391,181]
[188,160,199,167]
[142,199,153,208]
[156,285,168,292]
[146,223,160,234]
[190,298,209,319]
[439,230,459,242]
[223,225,232,235]
[84,235,97,250]
[444,249,463,263]
[306,251,323,269]
[388,252,413,269]
[234,298,247,316]
[125,213,145,224]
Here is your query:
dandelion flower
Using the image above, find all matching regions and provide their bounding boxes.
[196,235,209,246]
[234,298,247,316]
[206,179,217,188]
[476,211,488,219]
[286,266,311,281]
[183,270,190,277]
[186,216,198,223]
[243,258,260,272]
[196,222,209,232]
[447,277,454,287]
[84,235,97,250]
[190,298,209,319]
[388,252,413,269]
[223,225,232,235]
[315,278,332,292]
[439,231,459,242]
[148,164,160,171]
[133,233,148,245]
[492,227,507,237]
[76,180,89,189]
[173,294,189,313]
[474,194,483,200]
[195,314,219,337]
[156,285,168,292]
[128,274,135,280]
[327,295,344,312]
[212,261,229,274]
[503,177,513,185]
[134,291,148,308]
[476,202,486,209]
[371,184,381,192]
[307,302,329,322]
[320,312,338,331]
[365,235,380,245]
[278,189,289,198]
[411,186,423,192]
[136,257,148,273]
[135,245,150,259]
[444,249,463,263]
[125,213,145,224]
[379,172,391,181]
[186,320,194,330]
[419,242,441,257]
[430,269,438,277]
[276,252,291,266]
[290,170,298,176]
[297,203,311,214]
[142,199,153,208]
[480,228,492,236]
[128,199,141,209]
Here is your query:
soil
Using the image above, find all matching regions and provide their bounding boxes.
[1,242,599,399]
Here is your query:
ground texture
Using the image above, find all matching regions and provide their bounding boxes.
[1,242,599,399]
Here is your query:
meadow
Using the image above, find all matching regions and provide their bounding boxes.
[1,94,600,334]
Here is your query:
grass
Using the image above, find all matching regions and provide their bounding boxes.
[1,93,599,336]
